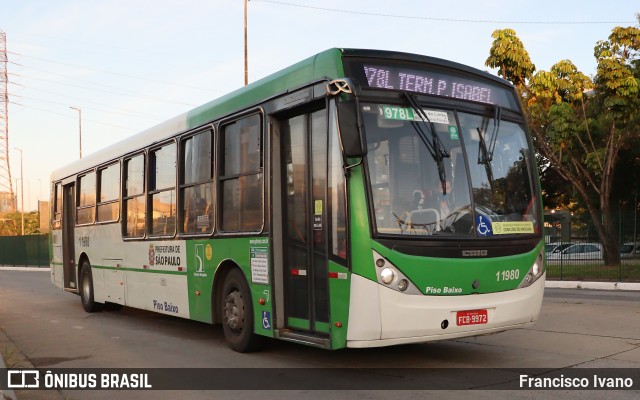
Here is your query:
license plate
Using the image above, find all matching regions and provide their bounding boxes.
[456,309,488,326]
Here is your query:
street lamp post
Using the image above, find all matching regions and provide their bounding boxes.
[37,178,42,233]
[70,106,82,159]
[14,147,24,235]
[244,0,249,86]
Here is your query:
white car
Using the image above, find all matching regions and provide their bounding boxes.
[547,243,603,260]
[545,242,572,255]
[620,242,640,258]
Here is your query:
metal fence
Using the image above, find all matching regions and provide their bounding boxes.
[545,210,640,282]
[0,234,49,266]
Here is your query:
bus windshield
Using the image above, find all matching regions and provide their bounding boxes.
[364,103,539,238]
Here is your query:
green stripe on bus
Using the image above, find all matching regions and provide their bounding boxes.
[91,264,187,275]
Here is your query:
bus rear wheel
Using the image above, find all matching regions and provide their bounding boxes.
[221,268,265,352]
[80,260,102,313]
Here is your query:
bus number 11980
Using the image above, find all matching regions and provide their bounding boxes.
[496,269,520,281]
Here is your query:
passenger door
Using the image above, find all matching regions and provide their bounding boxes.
[277,108,330,335]
[61,183,77,291]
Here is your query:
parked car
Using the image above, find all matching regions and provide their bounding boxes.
[545,242,572,255]
[620,242,640,258]
[547,242,603,260]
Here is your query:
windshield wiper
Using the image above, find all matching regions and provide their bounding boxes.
[477,105,502,185]
[477,125,494,185]
[403,92,450,194]
[477,106,501,164]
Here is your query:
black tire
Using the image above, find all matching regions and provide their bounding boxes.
[221,268,265,352]
[79,260,103,313]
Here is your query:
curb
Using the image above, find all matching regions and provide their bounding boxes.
[0,267,50,271]
[1,327,64,399]
[545,280,640,291]
[0,336,18,400]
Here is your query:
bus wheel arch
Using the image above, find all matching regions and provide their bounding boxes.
[77,252,89,288]
[79,255,103,313]
[211,260,237,325]
[213,261,265,352]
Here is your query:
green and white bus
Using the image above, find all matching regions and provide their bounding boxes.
[50,48,545,352]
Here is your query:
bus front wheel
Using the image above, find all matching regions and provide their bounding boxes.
[80,260,102,313]
[221,268,265,352]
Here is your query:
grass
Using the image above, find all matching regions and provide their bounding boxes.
[545,261,640,282]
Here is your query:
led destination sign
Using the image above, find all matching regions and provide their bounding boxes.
[365,65,492,103]
[346,60,517,109]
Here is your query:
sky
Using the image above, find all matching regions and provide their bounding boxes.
[0,0,638,212]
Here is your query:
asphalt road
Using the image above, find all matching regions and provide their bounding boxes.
[1,269,639,400]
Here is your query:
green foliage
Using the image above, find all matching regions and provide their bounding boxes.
[607,26,640,59]
[551,60,593,103]
[596,58,638,97]
[547,102,578,148]
[529,61,593,105]
[485,29,536,87]
[594,24,640,119]
[0,212,41,236]
[530,70,561,104]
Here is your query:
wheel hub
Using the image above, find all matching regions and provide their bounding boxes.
[82,274,90,302]
[223,290,245,331]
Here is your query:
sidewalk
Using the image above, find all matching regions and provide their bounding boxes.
[0,330,18,400]
[0,325,63,400]
[0,267,62,400]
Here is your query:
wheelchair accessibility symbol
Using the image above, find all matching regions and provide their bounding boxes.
[476,215,493,236]
[262,311,272,330]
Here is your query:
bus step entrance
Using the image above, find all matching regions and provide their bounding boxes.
[276,330,331,349]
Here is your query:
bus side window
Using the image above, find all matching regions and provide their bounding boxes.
[97,162,120,223]
[77,171,96,225]
[123,154,146,238]
[219,114,263,233]
[180,130,213,234]
[53,182,62,230]
[149,143,177,237]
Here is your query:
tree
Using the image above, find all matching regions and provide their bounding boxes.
[486,22,640,266]
[486,28,536,87]
[0,211,41,236]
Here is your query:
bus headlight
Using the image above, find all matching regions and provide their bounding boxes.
[518,250,545,289]
[372,250,421,295]
[532,261,539,276]
[380,268,394,284]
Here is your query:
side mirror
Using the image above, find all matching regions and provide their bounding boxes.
[336,99,366,157]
